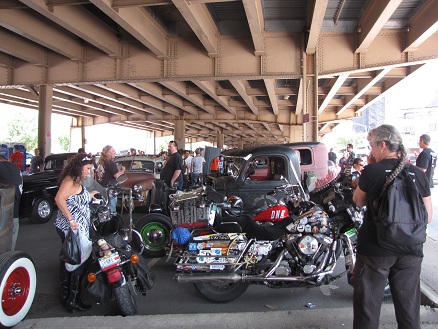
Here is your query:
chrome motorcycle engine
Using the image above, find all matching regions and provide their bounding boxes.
[297,235,319,255]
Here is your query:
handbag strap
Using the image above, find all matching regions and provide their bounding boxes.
[377,161,407,199]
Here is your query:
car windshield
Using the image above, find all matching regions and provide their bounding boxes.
[225,156,247,176]
[117,160,155,173]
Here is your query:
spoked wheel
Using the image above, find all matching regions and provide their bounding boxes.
[134,214,172,258]
[194,281,249,303]
[0,251,37,328]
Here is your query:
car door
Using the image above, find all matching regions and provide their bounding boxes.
[234,155,289,214]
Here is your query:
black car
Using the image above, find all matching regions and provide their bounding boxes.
[20,153,76,224]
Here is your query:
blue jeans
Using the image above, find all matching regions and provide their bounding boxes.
[192,173,200,185]
[108,194,117,213]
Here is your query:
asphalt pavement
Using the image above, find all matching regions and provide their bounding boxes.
[12,188,438,329]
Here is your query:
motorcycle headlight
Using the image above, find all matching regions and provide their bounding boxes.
[133,183,142,193]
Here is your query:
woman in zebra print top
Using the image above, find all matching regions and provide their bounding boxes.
[54,153,99,313]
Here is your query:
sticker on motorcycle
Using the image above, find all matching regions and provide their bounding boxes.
[98,252,120,270]
[210,264,225,270]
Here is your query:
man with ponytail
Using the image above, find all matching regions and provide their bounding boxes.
[351,124,432,329]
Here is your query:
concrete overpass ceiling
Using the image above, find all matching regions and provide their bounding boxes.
[0,0,437,148]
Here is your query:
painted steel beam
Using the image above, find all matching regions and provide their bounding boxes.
[405,0,438,52]
[305,0,328,54]
[19,0,121,57]
[355,0,402,54]
[242,0,265,56]
[172,0,219,56]
[0,9,83,61]
[90,0,169,59]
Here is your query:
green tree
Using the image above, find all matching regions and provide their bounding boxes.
[58,135,70,151]
[335,135,367,152]
[6,113,38,151]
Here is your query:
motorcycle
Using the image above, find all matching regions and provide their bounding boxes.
[174,177,365,303]
[83,175,154,316]
[134,181,225,258]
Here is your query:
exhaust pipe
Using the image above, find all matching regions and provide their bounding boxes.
[175,270,336,284]
[175,273,242,283]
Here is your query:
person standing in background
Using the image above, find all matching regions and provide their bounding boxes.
[95,145,125,213]
[160,141,183,191]
[191,149,205,185]
[344,143,356,175]
[182,150,192,186]
[0,155,23,251]
[9,146,24,171]
[29,148,44,173]
[416,134,437,189]
[328,148,337,164]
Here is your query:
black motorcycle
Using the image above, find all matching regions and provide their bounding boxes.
[84,175,154,315]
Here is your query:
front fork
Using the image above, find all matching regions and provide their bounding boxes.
[340,228,358,276]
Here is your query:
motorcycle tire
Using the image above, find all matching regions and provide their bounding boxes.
[194,281,249,303]
[0,251,37,328]
[113,283,138,316]
[134,213,172,258]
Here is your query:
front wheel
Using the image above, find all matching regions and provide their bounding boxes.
[134,214,172,258]
[194,281,249,303]
[29,197,54,224]
[0,251,37,328]
[113,283,137,316]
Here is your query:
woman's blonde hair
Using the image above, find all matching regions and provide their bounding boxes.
[98,145,114,166]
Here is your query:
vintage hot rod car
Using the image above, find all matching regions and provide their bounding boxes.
[208,142,335,214]
[20,152,76,223]
[115,155,163,210]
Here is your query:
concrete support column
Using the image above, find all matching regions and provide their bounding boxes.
[174,119,185,151]
[302,53,318,142]
[217,132,224,148]
[37,85,53,157]
[289,125,303,142]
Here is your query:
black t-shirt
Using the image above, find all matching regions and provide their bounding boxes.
[328,151,337,163]
[357,159,430,257]
[96,160,119,187]
[160,152,183,187]
[416,148,437,188]
[0,161,23,218]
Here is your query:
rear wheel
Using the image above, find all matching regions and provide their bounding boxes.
[29,198,53,224]
[194,281,249,303]
[113,283,137,316]
[134,214,172,258]
[0,251,36,328]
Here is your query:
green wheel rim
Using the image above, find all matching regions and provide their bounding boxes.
[139,222,170,252]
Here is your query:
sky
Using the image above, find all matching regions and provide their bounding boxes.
[1,60,437,154]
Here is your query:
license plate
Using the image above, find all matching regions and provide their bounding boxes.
[98,252,121,270]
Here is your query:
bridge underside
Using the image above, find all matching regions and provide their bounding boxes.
[0,0,437,149]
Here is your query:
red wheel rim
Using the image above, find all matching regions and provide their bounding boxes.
[2,266,30,316]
